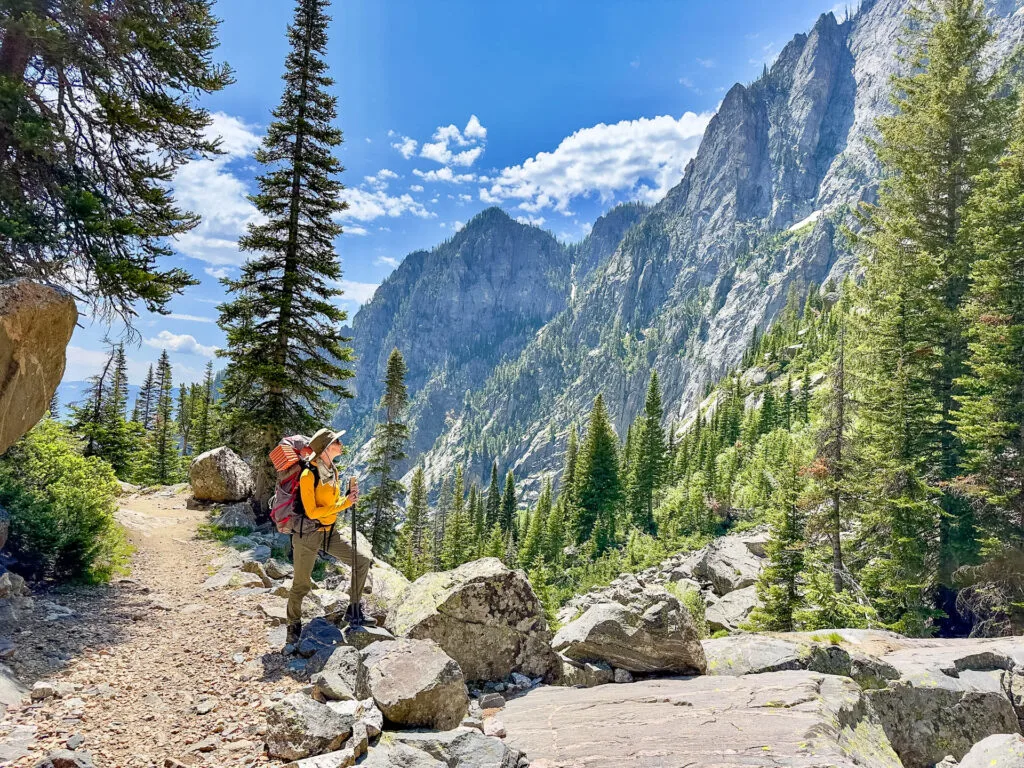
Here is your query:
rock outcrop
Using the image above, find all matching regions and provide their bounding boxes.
[266,693,354,760]
[360,639,469,730]
[503,671,901,768]
[0,280,77,455]
[386,558,558,682]
[552,585,706,675]
[958,734,1024,768]
[189,447,254,503]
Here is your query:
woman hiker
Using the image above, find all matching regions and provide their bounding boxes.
[286,428,374,647]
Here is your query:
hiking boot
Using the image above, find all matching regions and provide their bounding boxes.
[285,621,302,648]
[343,602,377,628]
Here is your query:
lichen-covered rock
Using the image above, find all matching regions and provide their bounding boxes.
[553,586,706,675]
[189,446,253,502]
[212,502,256,530]
[958,734,1024,768]
[360,638,468,730]
[266,692,354,760]
[360,742,445,768]
[703,635,805,676]
[364,558,411,625]
[690,534,766,596]
[705,585,758,632]
[0,280,77,456]
[312,646,366,701]
[386,558,558,682]
[393,729,525,768]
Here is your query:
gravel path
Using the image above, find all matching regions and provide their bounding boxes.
[0,488,302,767]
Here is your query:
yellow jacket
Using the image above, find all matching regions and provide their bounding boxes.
[299,465,353,528]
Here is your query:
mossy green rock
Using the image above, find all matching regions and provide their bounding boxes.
[385,558,558,683]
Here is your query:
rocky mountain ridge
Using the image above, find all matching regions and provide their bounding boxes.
[341,0,1024,500]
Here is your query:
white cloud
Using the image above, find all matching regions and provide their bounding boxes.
[418,115,487,167]
[453,221,465,232]
[479,111,713,214]
[413,167,476,184]
[144,330,218,357]
[458,193,472,202]
[204,266,230,280]
[345,226,369,235]
[375,256,400,268]
[172,112,263,267]
[409,184,424,192]
[464,115,487,141]
[336,279,379,305]
[391,135,418,159]
[696,57,715,68]
[341,188,433,222]
[167,313,215,323]
[365,168,399,189]
[516,215,546,228]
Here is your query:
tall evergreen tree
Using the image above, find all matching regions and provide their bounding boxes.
[132,365,156,427]
[815,288,857,592]
[143,351,183,486]
[397,465,431,580]
[631,373,666,534]
[362,349,410,556]
[520,479,551,566]
[432,475,452,569]
[101,345,143,480]
[500,470,517,538]
[441,466,472,569]
[0,1,229,321]
[855,0,1011,615]
[956,106,1024,545]
[217,0,354,505]
[574,395,621,553]
[193,361,217,455]
[747,438,808,632]
[485,461,501,529]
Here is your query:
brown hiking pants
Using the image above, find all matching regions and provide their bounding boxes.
[286,525,371,625]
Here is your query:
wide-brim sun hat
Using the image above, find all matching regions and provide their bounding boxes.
[309,428,346,456]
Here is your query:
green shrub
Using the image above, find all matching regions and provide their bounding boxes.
[0,418,130,583]
[667,581,709,639]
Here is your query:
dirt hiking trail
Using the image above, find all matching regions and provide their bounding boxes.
[0,488,303,767]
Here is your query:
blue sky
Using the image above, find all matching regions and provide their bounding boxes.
[65,0,849,388]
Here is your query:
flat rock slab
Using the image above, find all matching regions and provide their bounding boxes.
[502,671,902,768]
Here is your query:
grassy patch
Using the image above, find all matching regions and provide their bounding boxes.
[195,522,251,544]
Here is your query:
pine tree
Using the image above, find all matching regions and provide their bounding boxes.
[217,0,354,506]
[132,365,156,427]
[630,373,666,534]
[101,344,143,480]
[193,361,217,454]
[432,475,452,570]
[72,345,115,459]
[441,466,472,569]
[397,466,431,580]
[362,349,410,556]
[815,291,857,592]
[485,522,505,559]
[956,106,1024,545]
[48,389,59,420]
[142,351,183,486]
[747,438,808,632]
[177,385,194,457]
[0,1,229,321]
[520,479,551,566]
[485,461,501,529]
[500,470,517,539]
[574,394,621,553]
[855,0,1011,620]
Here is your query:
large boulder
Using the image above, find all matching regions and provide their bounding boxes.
[703,635,805,676]
[502,671,901,768]
[552,586,706,675]
[364,559,411,625]
[0,280,77,455]
[958,734,1024,768]
[705,585,758,632]
[266,692,354,760]
[360,742,445,768]
[688,533,766,596]
[189,446,253,502]
[386,558,558,682]
[394,730,525,768]
[360,638,469,730]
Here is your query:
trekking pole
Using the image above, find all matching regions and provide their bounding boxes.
[349,476,359,625]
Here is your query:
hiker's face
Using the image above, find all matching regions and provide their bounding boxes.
[322,441,342,464]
